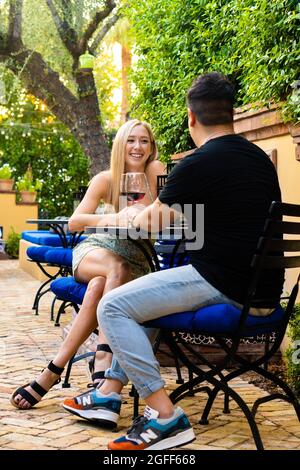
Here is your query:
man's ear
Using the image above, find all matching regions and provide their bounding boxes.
[188,108,196,128]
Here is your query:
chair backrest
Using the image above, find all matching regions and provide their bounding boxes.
[157,175,168,195]
[240,201,300,331]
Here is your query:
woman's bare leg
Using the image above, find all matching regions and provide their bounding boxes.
[76,249,132,383]
[13,248,132,408]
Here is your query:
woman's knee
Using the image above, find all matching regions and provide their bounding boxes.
[86,276,106,298]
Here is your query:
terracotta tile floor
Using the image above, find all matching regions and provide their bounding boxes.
[0,260,299,450]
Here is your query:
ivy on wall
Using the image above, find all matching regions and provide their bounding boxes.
[126,0,300,159]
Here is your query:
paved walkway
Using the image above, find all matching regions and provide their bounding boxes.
[0,260,299,451]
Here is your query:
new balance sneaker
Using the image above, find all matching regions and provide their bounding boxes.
[63,389,121,428]
[108,405,195,450]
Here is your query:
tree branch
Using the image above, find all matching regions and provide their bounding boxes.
[90,13,120,54]
[80,0,116,52]
[7,0,23,52]
[45,0,79,57]
[8,47,79,129]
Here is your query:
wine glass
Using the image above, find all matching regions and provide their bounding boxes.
[120,172,148,205]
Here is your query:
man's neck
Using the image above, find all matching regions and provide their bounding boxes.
[195,125,235,147]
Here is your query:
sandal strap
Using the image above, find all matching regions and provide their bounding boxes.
[88,357,95,374]
[47,360,64,375]
[91,371,105,381]
[96,344,112,354]
[14,385,39,406]
[30,380,48,397]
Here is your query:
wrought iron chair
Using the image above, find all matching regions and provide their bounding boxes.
[146,201,300,450]
[49,237,189,389]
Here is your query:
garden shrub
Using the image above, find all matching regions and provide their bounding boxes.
[126,0,300,159]
[285,303,300,396]
[5,227,21,258]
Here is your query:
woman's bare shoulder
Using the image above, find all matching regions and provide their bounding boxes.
[92,170,111,182]
[146,160,166,175]
[88,171,111,198]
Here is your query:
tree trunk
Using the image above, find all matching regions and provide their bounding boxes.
[7,50,110,176]
[0,0,117,178]
[75,115,110,175]
[75,73,110,174]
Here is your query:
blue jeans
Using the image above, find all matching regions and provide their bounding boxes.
[98,264,237,399]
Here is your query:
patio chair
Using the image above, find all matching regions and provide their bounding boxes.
[49,238,190,389]
[27,245,73,317]
[145,200,300,450]
[25,231,85,315]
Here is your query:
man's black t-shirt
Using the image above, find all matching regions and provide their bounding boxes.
[159,134,284,306]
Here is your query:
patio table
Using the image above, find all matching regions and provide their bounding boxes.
[26,218,82,248]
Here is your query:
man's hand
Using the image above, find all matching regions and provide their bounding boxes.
[116,204,147,227]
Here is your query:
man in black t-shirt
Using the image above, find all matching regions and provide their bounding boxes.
[159,134,283,310]
[64,72,284,450]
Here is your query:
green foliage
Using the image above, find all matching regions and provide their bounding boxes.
[15,165,42,193]
[94,47,122,126]
[125,0,300,159]
[5,227,21,259]
[0,76,90,217]
[0,162,13,179]
[285,303,300,396]
[22,0,74,87]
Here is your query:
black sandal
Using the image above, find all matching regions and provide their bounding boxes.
[88,344,112,387]
[10,361,64,409]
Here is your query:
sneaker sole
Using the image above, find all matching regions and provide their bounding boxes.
[146,428,196,450]
[63,404,118,429]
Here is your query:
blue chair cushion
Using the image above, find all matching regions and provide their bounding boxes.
[145,303,284,336]
[154,240,190,270]
[27,245,58,262]
[45,248,73,267]
[22,230,72,247]
[51,277,87,305]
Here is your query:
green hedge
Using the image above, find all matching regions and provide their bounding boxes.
[5,228,21,259]
[285,303,300,396]
[126,0,300,159]
[0,80,90,218]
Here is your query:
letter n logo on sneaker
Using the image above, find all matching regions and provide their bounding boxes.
[81,395,92,407]
[140,429,158,443]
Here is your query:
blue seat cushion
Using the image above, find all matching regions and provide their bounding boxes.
[145,303,284,336]
[22,230,72,247]
[27,245,58,262]
[154,240,190,270]
[51,277,87,305]
[45,248,73,267]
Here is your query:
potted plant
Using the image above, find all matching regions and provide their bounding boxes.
[0,163,14,191]
[78,52,95,73]
[16,165,42,203]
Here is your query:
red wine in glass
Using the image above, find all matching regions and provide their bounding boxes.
[120,173,147,205]
[122,191,145,203]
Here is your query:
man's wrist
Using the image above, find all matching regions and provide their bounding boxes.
[128,213,138,228]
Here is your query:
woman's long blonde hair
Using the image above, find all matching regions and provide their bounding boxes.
[108,119,158,211]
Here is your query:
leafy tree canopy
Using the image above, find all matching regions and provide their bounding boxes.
[126,0,300,159]
[0,0,122,175]
[0,67,90,217]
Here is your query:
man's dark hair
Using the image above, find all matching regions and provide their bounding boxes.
[186,72,235,126]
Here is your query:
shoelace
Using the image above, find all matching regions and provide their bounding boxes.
[127,415,149,436]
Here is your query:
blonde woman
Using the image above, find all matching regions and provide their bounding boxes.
[11,119,165,409]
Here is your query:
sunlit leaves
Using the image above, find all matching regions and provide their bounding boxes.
[125,0,300,158]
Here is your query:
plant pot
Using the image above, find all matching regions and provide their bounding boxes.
[19,190,37,203]
[0,179,14,191]
[79,53,94,72]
